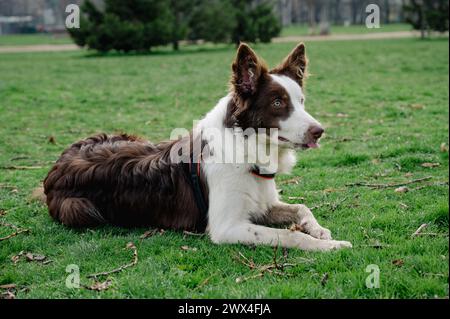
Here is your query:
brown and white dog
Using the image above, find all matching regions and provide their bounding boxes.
[43,43,352,251]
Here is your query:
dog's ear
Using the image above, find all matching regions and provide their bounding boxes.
[231,43,267,97]
[271,43,308,87]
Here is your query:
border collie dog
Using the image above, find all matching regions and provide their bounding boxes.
[44,43,352,251]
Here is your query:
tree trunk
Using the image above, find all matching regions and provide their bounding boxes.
[306,0,316,34]
[384,0,390,24]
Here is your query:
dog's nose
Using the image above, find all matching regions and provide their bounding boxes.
[308,126,324,139]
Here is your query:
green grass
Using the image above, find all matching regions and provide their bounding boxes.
[0,37,448,299]
[281,23,412,37]
[0,34,72,46]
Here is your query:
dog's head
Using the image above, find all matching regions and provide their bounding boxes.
[228,43,324,150]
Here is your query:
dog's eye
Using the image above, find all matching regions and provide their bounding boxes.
[300,97,305,104]
[273,99,282,108]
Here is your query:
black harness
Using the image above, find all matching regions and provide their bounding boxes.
[184,154,209,231]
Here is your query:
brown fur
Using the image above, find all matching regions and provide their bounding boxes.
[270,43,308,88]
[43,133,208,230]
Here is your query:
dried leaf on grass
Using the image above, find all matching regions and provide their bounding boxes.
[0,291,15,299]
[140,229,157,240]
[395,186,409,193]
[84,280,113,292]
[0,284,28,299]
[392,259,404,267]
[11,251,51,264]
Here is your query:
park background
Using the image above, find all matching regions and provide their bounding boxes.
[0,0,448,299]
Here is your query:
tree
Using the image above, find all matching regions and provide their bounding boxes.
[68,0,173,53]
[187,0,237,43]
[251,2,282,42]
[404,0,449,38]
[170,0,194,50]
[231,0,281,46]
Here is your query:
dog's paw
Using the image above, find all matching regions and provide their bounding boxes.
[308,239,352,251]
[308,226,332,240]
[325,240,352,250]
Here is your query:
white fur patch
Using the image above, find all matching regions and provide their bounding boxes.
[270,74,321,144]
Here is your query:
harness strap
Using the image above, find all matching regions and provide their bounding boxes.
[187,154,208,229]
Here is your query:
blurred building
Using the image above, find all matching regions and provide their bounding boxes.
[0,0,407,35]
[0,0,102,34]
[277,0,407,26]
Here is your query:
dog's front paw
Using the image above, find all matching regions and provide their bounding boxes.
[302,238,352,251]
[308,226,332,240]
[328,240,352,250]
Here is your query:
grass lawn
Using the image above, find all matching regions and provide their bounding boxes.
[281,23,412,37]
[0,34,72,46]
[0,37,448,298]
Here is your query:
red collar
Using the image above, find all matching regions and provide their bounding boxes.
[250,166,276,179]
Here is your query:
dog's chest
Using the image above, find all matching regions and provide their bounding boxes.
[205,163,279,217]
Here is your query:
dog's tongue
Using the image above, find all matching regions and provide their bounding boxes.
[307,142,319,149]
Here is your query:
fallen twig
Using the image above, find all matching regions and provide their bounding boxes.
[183,230,205,237]
[193,275,214,291]
[0,165,43,170]
[287,196,305,201]
[0,221,30,241]
[234,247,295,283]
[311,196,348,211]
[414,232,448,237]
[411,223,428,238]
[320,273,329,286]
[411,181,448,191]
[87,242,138,279]
[0,184,17,190]
[346,176,432,189]
[235,273,264,283]
[10,156,30,161]
[279,177,301,185]
[234,251,256,269]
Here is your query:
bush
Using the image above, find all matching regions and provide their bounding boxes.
[404,0,449,38]
[68,0,173,53]
[188,0,237,43]
[68,0,281,53]
[231,0,281,45]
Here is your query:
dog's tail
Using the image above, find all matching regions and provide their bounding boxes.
[31,184,105,227]
[30,185,46,203]
[48,196,106,227]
